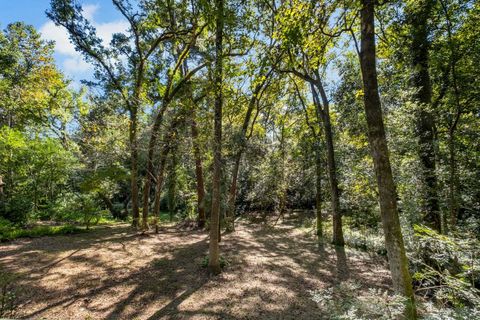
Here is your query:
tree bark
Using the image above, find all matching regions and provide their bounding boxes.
[167,140,179,221]
[129,108,140,228]
[152,155,168,219]
[311,83,344,246]
[151,115,183,219]
[141,99,171,229]
[359,1,416,318]
[208,0,224,275]
[314,143,323,238]
[191,109,206,228]
[408,0,441,231]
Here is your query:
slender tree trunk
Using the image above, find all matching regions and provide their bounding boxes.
[0,176,5,214]
[314,143,323,238]
[153,158,168,219]
[359,1,416,318]
[311,83,344,246]
[408,0,441,231]
[151,115,183,218]
[295,81,323,239]
[448,131,458,228]
[226,156,241,230]
[208,0,224,275]
[225,98,256,231]
[167,141,178,221]
[129,108,140,228]
[191,110,206,228]
[141,101,170,229]
[225,70,272,231]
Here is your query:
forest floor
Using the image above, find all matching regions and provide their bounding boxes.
[1,212,393,319]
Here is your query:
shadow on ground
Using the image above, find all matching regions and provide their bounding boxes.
[0,214,392,319]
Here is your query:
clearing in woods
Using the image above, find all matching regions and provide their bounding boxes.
[1,213,391,319]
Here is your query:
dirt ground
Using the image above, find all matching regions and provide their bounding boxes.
[1,213,392,319]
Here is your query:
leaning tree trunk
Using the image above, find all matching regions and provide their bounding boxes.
[311,83,344,246]
[208,0,224,275]
[408,0,441,232]
[359,1,417,318]
[225,69,273,232]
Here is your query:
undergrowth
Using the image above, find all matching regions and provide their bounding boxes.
[304,215,480,317]
[0,223,86,241]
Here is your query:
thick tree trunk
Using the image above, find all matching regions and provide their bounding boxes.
[311,83,344,246]
[359,1,416,318]
[191,110,206,228]
[129,108,140,228]
[408,0,441,231]
[208,0,224,275]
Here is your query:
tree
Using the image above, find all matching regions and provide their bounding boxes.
[358,1,416,318]
[275,0,345,245]
[48,0,180,227]
[407,0,441,232]
[208,0,224,275]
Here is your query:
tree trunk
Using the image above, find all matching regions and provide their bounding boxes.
[311,83,344,246]
[408,0,441,231]
[151,116,182,218]
[314,143,323,238]
[152,146,170,219]
[129,108,140,228]
[225,69,272,231]
[359,1,416,318]
[167,142,178,221]
[191,109,206,228]
[295,82,323,239]
[208,0,224,275]
[225,99,256,231]
[226,155,241,231]
[448,131,458,228]
[141,101,170,229]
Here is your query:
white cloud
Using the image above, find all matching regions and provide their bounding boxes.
[39,3,128,76]
[63,56,92,73]
[82,4,99,21]
[40,21,77,56]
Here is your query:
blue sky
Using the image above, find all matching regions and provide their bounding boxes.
[0,1,127,85]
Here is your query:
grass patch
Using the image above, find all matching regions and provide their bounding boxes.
[201,255,229,269]
[0,224,87,242]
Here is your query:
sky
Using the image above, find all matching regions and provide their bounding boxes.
[0,0,128,85]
